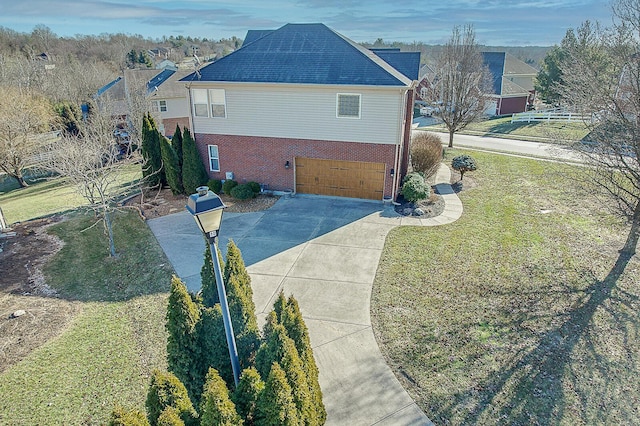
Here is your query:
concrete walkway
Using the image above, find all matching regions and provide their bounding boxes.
[148,164,462,425]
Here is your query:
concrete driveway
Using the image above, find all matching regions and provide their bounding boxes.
[148,166,462,425]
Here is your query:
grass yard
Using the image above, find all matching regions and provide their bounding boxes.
[0,210,174,424]
[0,165,142,224]
[372,151,640,425]
[421,115,590,142]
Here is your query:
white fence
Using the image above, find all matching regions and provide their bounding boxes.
[511,110,590,123]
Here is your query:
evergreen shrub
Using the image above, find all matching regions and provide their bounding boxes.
[222,179,238,195]
[230,184,255,200]
[401,172,430,203]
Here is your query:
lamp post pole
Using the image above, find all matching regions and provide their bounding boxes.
[207,234,241,387]
[186,186,240,387]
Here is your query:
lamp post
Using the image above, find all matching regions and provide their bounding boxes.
[186,186,240,386]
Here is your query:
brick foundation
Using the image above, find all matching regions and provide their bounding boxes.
[194,134,398,197]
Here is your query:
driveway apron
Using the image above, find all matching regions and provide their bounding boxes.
[147,176,462,425]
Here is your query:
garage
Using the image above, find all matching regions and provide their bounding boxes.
[295,157,386,200]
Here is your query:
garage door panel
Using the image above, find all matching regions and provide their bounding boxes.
[295,157,385,200]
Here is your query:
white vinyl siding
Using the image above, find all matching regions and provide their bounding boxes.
[192,85,404,145]
[336,93,361,118]
[208,145,220,171]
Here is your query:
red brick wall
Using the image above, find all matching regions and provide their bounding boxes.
[194,134,397,197]
[162,117,190,137]
[497,97,528,115]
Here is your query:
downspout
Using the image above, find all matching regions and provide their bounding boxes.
[393,81,417,201]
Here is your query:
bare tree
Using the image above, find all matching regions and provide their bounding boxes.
[559,1,640,256]
[424,25,492,148]
[0,85,56,187]
[46,98,140,257]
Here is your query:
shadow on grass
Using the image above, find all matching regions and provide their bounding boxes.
[434,251,638,424]
[44,209,174,302]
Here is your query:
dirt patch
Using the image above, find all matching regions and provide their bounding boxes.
[0,218,81,372]
[450,175,478,192]
[394,189,446,217]
[123,188,280,219]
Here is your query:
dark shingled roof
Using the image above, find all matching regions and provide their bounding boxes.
[183,23,412,87]
[242,30,274,47]
[371,51,420,80]
[482,52,505,95]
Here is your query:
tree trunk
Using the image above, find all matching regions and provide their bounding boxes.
[104,209,116,258]
[621,202,640,256]
[448,131,454,148]
[16,174,28,188]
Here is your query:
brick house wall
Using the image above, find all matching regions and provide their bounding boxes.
[162,117,191,138]
[195,133,398,197]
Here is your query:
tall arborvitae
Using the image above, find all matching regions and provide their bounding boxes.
[255,324,313,422]
[199,243,224,308]
[269,292,326,425]
[199,368,243,426]
[181,127,209,194]
[224,241,260,369]
[141,113,166,187]
[145,370,198,426]
[171,124,184,170]
[195,305,233,392]
[160,135,184,195]
[109,405,150,426]
[255,363,299,426]
[156,407,184,426]
[233,368,265,425]
[166,276,201,402]
[284,296,326,424]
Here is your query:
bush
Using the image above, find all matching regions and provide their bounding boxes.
[230,184,255,200]
[401,172,430,203]
[247,181,261,194]
[451,154,478,180]
[207,179,222,194]
[411,132,443,180]
[222,179,238,195]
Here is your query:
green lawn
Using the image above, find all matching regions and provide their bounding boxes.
[0,165,142,224]
[0,211,174,424]
[420,115,590,142]
[372,151,639,425]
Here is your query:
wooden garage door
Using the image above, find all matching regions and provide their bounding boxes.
[295,157,385,200]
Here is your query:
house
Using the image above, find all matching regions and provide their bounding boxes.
[180,23,419,200]
[95,67,190,137]
[482,52,538,115]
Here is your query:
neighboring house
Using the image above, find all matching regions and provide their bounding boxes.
[95,67,190,137]
[482,52,538,115]
[181,23,419,201]
[155,59,177,71]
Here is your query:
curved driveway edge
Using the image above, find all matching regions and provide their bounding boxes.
[148,164,461,425]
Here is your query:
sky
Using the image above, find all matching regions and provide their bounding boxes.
[0,0,613,46]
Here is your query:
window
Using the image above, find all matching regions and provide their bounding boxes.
[192,89,226,118]
[151,100,167,113]
[208,145,220,172]
[193,89,209,117]
[209,89,226,118]
[337,93,361,118]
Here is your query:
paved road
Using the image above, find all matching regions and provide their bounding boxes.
[413,128,586,163]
